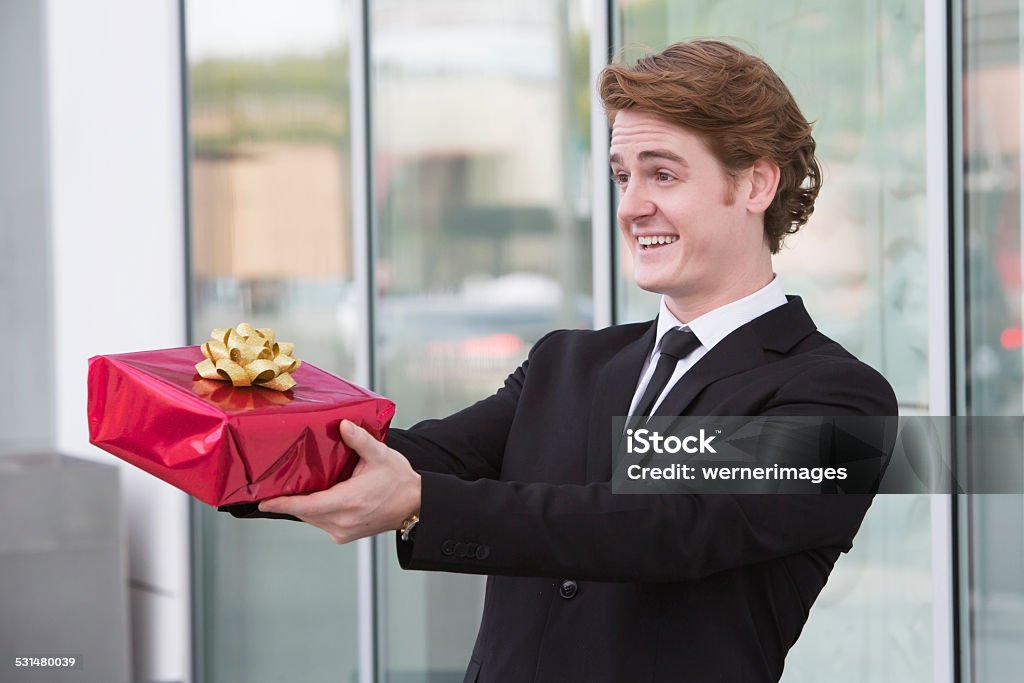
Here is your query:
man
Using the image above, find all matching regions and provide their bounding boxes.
[261,40,897,682]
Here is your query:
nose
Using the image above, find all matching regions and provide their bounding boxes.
[616,181,655,225]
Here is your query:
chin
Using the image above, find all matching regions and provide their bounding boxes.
[633,277,673,297]
[632,267,678,296]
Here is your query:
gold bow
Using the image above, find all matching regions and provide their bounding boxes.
[194,323,301,391]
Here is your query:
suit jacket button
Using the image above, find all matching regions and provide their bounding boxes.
[442,540,456,556]
[475,545,490,560]
[559,580,578,599]
[454,542,467,558]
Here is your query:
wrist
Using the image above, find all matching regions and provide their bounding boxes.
[399,472,421,533]
[409,471,421,518]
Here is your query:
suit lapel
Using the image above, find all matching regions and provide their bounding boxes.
[654,296,818,418]
[586,321,657,482]
[653,326,766,418]
[583,297,817,481]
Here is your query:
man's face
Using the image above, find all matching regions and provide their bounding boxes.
[610,110,770,317]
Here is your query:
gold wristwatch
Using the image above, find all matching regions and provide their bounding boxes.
[400,514,419,542]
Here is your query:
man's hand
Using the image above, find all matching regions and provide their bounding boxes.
[258,420,421,544]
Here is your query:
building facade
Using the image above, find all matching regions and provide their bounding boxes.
[2,0,1022,681]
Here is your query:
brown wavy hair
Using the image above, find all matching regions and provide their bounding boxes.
[599,40,821,253]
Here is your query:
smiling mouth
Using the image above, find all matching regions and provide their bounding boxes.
[636,235,679,250]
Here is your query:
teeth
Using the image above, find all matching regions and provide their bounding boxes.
[637,235,679,246]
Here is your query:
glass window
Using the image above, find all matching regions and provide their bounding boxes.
[613,3,933,681]
[961,0,1024,679]
[369,0,593,678]
[615,2,930,411]
[185,2,359,681]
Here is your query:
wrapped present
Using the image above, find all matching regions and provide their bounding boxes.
[87,339,395,514]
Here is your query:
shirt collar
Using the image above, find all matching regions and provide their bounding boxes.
[654,275,788,352]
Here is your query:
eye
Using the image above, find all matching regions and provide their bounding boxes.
[656,171,675,182]
[611,172,629,188]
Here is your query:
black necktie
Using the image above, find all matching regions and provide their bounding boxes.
[632,327,701,419]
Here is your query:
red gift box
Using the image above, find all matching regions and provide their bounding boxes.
[87,346,395,509]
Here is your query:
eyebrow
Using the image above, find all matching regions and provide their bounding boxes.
[609,149,689,166]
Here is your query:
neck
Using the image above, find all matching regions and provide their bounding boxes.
[664,263,774,324]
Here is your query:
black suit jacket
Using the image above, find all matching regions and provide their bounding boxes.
[386,296,897,683]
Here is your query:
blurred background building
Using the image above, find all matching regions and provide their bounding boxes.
[1,0,1022,681]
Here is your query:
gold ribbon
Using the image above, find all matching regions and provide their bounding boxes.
[194,323,301,391]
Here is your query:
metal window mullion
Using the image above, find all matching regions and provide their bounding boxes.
[925,0,959,682]
[178,0,204,681]
[590,0,614,328]
[948,0,971,680]
[350,0,378,681]
[947,0,973,679]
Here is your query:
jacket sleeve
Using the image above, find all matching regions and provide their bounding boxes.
[383,369,521,481]
[394,343,897,582]
[384,330,562,481]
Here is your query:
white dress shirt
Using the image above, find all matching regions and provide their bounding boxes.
[627,276,788,416]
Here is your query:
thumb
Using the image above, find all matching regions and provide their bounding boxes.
[259,493,299,516]
[340,420,382,460]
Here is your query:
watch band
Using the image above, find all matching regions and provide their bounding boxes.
[400,514,419,543]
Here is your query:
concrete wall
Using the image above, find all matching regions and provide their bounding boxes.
[0,0,55,455]
[44,1,191,680]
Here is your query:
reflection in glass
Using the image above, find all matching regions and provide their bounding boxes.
[615,2,929,411]
[185,2,358,681]
[370,0,592,678]
[962,0,1024,679]
[189,0,356,378]
[614,3,932,681]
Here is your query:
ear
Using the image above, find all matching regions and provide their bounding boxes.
[746,158,780,214]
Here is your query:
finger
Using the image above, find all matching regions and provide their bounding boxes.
[258,495,300,515]
[259,488,340,518]
[340,420,385,461]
